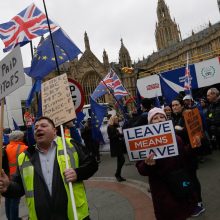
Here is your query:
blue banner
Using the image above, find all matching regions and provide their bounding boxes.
[160,64,198,89]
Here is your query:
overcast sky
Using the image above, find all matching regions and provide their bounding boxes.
[0,0,219,67]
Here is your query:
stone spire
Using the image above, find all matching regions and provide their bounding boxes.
[84,31,90,51]
[157,0,171,21]
[155,0,181,50]
[103,49,110,69]
[119,38,132,68]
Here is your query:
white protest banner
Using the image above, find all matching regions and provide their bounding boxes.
[137,74,162,98]
[123,120,178,161]
[41,73,76,127]
[195,57,220,87]
[0,46,25,99]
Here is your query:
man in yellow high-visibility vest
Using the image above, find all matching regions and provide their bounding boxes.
[0,116,98,220]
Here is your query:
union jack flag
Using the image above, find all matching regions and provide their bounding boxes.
[184,53,192,95]
[0,3,57,52]
[91,68,128,100]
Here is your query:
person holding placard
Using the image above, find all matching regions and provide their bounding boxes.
[0,116,98,220]
[136,107,197,220]
[171,98,205,217]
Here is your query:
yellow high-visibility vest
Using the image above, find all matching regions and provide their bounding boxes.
[18,137,89,220]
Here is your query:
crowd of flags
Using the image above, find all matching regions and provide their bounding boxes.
[0,2,193,139]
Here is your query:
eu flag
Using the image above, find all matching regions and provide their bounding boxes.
[25,28,81,107]
[90,96,107,143]
[26,28,81,79]
[75,112,86,128]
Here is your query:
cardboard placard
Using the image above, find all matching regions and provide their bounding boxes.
[0,46,25,99]
[183,108,203,148]
[41,73,76,127]
[123,120,178,161]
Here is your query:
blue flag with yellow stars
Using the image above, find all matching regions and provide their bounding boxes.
[90,96,107,143]
[75,111,86,128]
[25,28,81,107]
[26,27,81,79]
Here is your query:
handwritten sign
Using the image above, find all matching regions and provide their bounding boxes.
[183,108,203,148]
[0,46,25,99]
[123,120,178,161]
[41,73,76,127]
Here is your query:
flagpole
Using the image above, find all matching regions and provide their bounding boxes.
[60,124,78,220]
[41,1,77,219]
[42,0,60,75]
[30,41,34,58]
[185,52,193,99]
[0,98,5,204]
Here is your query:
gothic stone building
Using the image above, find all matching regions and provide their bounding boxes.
[49,0,220,107]
[49,32,136,107]
[136,0,220,78]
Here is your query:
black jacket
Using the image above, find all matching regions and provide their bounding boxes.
[107,125,126,157]
[207,98,220,129]
[3,138,98,220]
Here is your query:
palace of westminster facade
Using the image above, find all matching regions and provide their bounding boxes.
[51,0,220,106]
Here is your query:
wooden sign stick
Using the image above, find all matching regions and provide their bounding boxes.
[0,98,5,204]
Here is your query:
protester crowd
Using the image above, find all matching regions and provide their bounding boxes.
[0,87,219,220]
[134,87,219,219]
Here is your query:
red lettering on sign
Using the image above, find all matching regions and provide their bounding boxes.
[146,83,159,91]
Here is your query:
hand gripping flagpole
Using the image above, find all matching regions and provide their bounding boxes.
[42,0,78,219]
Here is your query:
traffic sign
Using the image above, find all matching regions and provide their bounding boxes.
[68,78,85,113]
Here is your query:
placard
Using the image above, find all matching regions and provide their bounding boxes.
[137,74,162,98]
[0,46,25,99]
[123,120,178,161]
[41,73,76,127]
[183,108,203,148]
